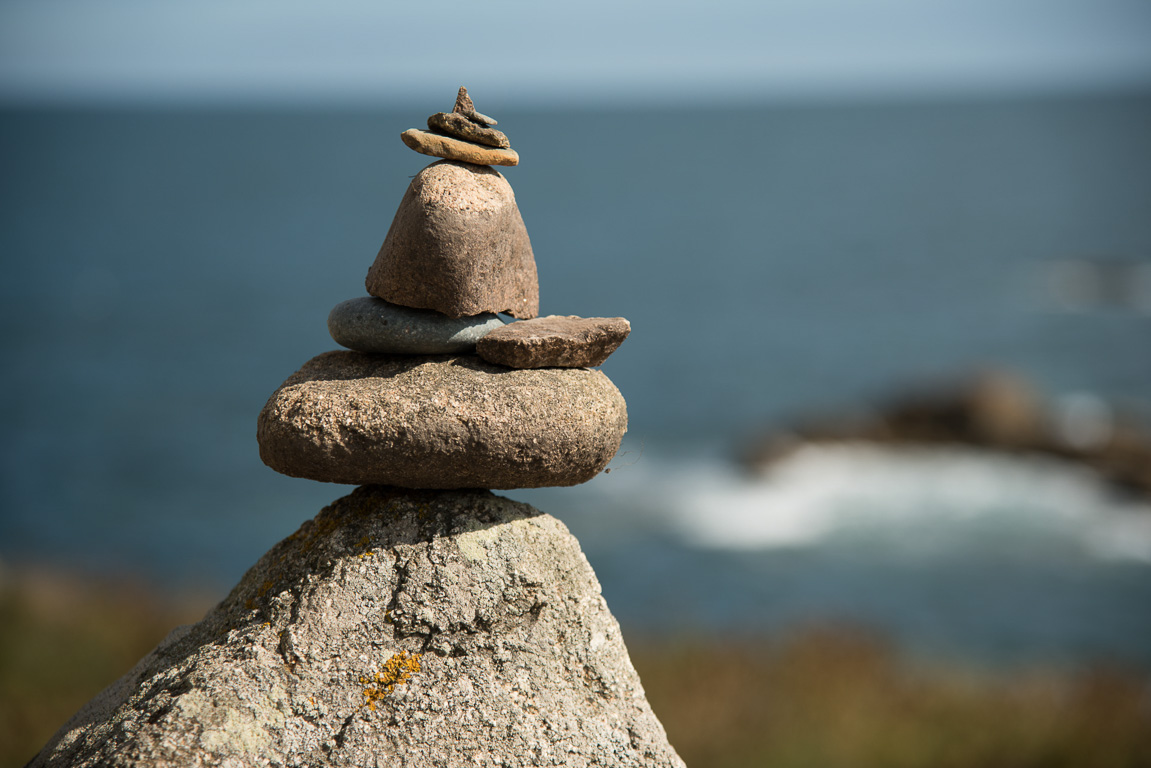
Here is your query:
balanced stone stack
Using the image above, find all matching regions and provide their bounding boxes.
[29,89,682,767]
[258,87,632,490]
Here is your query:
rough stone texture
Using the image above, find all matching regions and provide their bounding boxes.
[30,487,684,768]
[401,129,519,166]
[367,161,538,319]
[478,316,632,369]
[257,351,628,488]
[328,297,505,354]
[453,86,497,125]
[428,112,510,148]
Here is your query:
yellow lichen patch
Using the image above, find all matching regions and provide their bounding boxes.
[257,580,274,598]
[358,551,375,560]
[307,517,340,549]
[356,535,372,548]
[359,652,423,711]
[290,512,343,555]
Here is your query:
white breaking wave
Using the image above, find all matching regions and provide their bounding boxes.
[574,442,1151,562]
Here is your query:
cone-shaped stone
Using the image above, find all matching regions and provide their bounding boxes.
[29,487,684,767]
[367,161,538,319]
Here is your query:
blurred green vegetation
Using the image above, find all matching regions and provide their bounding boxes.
[2,569,1149,768]
[635,629,1151,768]
[0,568,213,768]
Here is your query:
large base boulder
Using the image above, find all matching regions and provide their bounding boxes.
[30,487,683,767]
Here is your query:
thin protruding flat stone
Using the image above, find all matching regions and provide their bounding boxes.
[454,86,497,125]
[478,316,631,369]
[328,297,505,354]
[428,112,510,148]
[257,352,627,489]
[401,129,518,166]
[367,161,538,319]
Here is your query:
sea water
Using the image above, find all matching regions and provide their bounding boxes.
[1,92,1149,668]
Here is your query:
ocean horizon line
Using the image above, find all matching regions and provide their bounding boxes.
[3,79,1150,113]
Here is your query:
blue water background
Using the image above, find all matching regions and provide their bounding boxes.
[2,92,1150,668]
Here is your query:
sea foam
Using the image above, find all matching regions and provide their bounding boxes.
[562,443,1151,562]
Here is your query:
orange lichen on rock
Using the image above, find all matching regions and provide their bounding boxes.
[360,651,423,711]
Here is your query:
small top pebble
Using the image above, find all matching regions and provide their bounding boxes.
[454,87,498,126]
[401,87,518,166]
[428,112,510,149]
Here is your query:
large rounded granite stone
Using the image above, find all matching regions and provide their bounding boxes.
[257,352,627,489]
[366,161,538,319]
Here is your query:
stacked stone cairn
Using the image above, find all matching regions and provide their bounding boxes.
[29,89,683,767]
[258,87,633,490]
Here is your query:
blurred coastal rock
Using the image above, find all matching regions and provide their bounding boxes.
[401,129,520,166]
[29,487,683,768]
[1045,257,1151,313]
[257,352,628,489]
[327,297,504,354]
[477,315,631,369]
[743,370,1151,498]
[367,161,538,318]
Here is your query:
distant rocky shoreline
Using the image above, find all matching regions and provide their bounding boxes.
[743,369,1151,500]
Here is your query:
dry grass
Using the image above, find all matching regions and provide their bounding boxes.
[2,572,1149,767]
[634,626,1151,768]
[0,568,213,768]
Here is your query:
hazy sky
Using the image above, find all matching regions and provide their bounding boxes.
[2,0,1150,105]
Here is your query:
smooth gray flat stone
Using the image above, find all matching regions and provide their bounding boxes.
[327,297,505,354]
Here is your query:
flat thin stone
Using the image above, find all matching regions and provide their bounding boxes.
[453,86,497,125]
[327,297,505,354]
[428,112,510,148]
[478,316,631,369]
[367,161,538,319]
[401,129,518,167]
[257,352,628,489]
